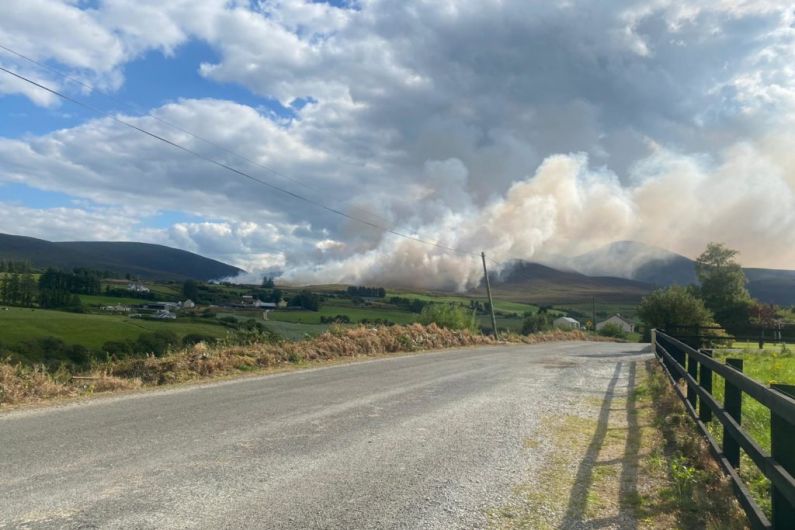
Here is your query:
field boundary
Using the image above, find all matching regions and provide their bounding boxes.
[652,330,795,529]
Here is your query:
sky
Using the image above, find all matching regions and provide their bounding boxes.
[1,0,795,288]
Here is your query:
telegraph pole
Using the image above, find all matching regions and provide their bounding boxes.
[481,252,499,340]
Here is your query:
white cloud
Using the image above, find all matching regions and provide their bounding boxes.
[2,1,795,287]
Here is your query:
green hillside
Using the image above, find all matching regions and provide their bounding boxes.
[0,233,243,281]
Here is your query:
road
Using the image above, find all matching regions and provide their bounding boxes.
[1,341,650,529]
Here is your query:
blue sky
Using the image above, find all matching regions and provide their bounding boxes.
[1,1,794,285]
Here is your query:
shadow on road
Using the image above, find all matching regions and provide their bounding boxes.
[561,361,643,529]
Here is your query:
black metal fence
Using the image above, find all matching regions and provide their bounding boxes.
[653,330,795,529]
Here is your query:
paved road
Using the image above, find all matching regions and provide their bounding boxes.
[1,341,649,529]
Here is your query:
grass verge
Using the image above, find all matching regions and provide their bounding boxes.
[487,359,747,529]
[1,324,605,409]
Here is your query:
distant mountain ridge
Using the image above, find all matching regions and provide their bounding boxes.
[568,241,795,305]
[474,260,654,304]
[0,233,243,281]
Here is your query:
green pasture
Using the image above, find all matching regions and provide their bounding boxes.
[704,347,795,515]
[80,294,147,306]
[269,303,417,325]
[553,302,639,321]
[0,307,229,350]
[386,289,539,315]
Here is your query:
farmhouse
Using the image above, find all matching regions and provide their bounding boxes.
[127,282,150,293]
[596,314,635,333]
[553,316,581,330]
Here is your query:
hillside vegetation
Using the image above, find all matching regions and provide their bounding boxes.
[0,233,242,280]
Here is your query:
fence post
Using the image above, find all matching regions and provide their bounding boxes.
[771,383,795,528]
[699,349,713,423]
[724,358,743,468]
[687,351,698,409]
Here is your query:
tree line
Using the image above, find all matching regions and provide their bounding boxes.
[0,260,33,273]
[347,286,386,298]
[0,267,106,309]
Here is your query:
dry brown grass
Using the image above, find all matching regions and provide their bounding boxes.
[0,324,603,408]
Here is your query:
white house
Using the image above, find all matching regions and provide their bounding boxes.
[182,299,196,309]
[127,282,150,293]
[553,316,581,330]
[596,314,635,333]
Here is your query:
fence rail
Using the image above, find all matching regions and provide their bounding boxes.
[652,330,795,529]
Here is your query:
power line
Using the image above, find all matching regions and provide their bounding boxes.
[0,42,388,225]
[0,64,483,260]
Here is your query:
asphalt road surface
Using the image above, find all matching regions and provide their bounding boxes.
[1,341,650,529]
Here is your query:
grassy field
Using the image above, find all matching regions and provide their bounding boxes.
[387,289,540,315]
[0,307,230,349]
[704,346,795,517]
[80,294,149,306]
[553,302,640,321]
[269,302,418,325]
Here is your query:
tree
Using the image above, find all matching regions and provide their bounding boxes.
[419,303,476,331]
[521,313,552,334]
[289,290,320,311]
[695,243,752,329]
[182,279,199,300]
[638,285,714,330]
[262,276,275,288]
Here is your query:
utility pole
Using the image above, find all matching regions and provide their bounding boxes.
[592,296,596,332]
[481,252,499,340]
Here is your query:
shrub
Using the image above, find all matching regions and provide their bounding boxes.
[182,334,217,347]
[134,330,179,357]
[522,313,552,334]
[102,340,133,357]
[419,304,476,331]
[597,322,627,339]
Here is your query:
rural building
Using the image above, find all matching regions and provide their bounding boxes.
[153,310,176,320]
[182,299,195,309]
[596,314,635,333]
[141,302,179,312]
[101,304,130,313]
[127,282,150,293]
[235,296,274,309]
[553,316,581,330]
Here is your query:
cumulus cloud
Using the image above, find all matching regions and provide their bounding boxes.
[1,1,795,288]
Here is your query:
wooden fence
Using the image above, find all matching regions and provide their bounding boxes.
[652,330,795,529]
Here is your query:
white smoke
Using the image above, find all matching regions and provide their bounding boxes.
[277,130,795,290]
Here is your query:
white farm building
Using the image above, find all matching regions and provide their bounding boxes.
[596,314,635,333]
[553,316,581,330]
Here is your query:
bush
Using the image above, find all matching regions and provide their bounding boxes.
[134,330,179,357]
[598,322,627,339]
[522,313,552,334]
[419,304,475,331]
[182,334,217,347]
[102,340,133,357]
[320,314,351,324]
[638,285,713,330]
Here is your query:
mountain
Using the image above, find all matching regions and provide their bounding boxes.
[473,260,654,304]
[571,241,697,286]
[570,241,795,305]
[0,233,244,281]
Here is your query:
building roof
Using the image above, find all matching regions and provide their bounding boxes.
[554,316,580,324]
[599,314,634,326]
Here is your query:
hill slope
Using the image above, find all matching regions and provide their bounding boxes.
[0,233,243,281]
[570,241,795,305]
[472,261,654,304]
